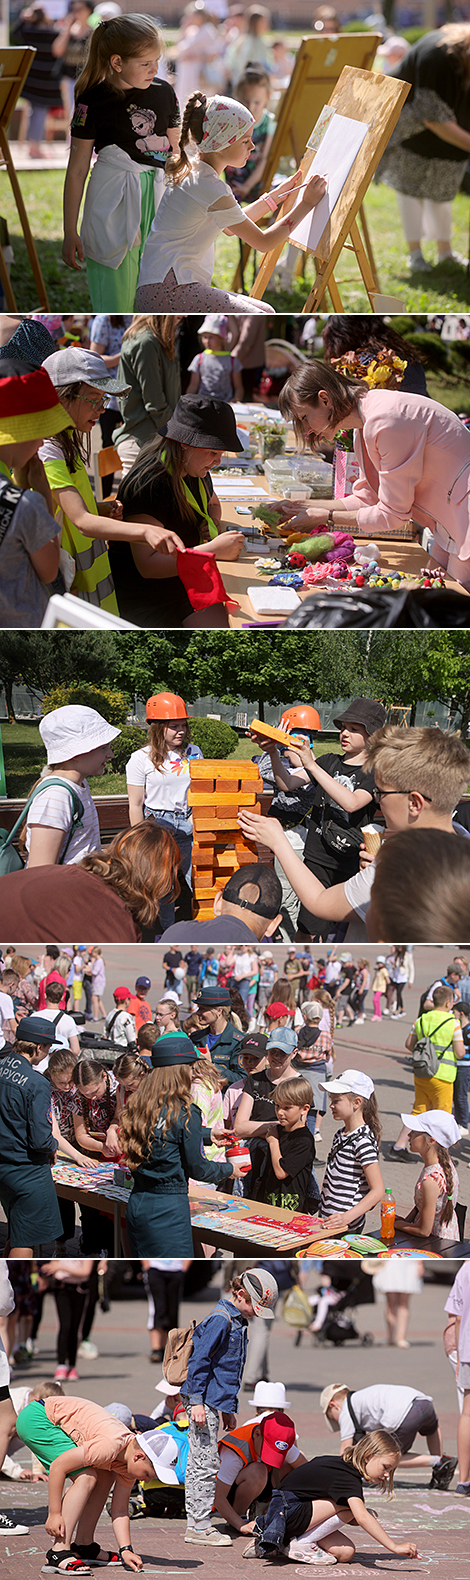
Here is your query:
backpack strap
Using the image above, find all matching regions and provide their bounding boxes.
[0,477,24,550]
[346,1391,362,1439]
[2,777,84,860]
[415,1014,455,1058]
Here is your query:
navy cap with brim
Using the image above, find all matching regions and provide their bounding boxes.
[151,1032,198,1068]
[17,1016,56,1045]
[197,985,232,1008]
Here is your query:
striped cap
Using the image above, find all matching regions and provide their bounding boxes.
[0,366,72,444]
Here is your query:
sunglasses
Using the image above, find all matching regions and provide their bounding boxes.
[374,785,432,803]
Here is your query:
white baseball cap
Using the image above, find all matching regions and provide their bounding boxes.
[249,1381,291,1409]
[200,314,228,337]
[319,1069,374,1100]
[320,1383,348,1429]
[400,1110,461,1149]
[241,1267,278,1318]
[39,705,121,764]
[135,1429,180,1485]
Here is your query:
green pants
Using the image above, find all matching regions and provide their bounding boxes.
[86,168,158,312]
[16,1401,85,1478]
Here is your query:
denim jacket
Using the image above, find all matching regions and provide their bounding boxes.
[185,1296,248,1412]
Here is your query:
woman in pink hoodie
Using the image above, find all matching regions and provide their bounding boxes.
[278,361,470,588]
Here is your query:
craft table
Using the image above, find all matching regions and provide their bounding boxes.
[53,1169,128,1257]
[189,1184,469,1258]
[215,476,467,626]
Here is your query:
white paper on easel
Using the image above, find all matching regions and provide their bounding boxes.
[289,113,370,254]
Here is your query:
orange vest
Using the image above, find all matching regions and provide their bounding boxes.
[218,1420,259,1468]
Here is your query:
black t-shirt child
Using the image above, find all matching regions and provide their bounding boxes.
[251,1123,315,1211]
[299,754,376,932]
[242,1070,277,1197]
[71,80,180,169]
[281,1455,365,1540]
[111,469,214,627]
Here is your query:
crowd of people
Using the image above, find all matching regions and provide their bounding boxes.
[0,943,469,1256]
[0,1257,470,1568]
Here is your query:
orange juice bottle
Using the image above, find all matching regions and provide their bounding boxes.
[380,1188,396,1242]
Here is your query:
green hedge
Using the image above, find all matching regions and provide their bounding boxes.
[189,717,238,757]
[40,683,130,729]
[107,725,148,774]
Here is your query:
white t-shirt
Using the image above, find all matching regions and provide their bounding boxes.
[0,991,14,1050]
[126,745,202,815]
[338,1385,432,1442]
[25,776,100,865]
[343,863,374,923]
[324,961,342,984]
[105,1007,136,1047]
[138,162,245,289]
[41,1007,78,1045]
[217,1413,301,1488]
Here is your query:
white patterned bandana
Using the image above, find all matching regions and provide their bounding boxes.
[200,95,255,152]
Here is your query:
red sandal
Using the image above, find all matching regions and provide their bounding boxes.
[42,1552,93,1574]
[71,1546,120,1567]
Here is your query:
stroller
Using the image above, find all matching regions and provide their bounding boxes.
[298,1271,375,1348]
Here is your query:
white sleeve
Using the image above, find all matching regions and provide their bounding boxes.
[26,785,74,833]
[126,750,150,787]
[207,193,245,231]
[343,864,375,921]
[217,1447,244,1487]
[0,1264,15,1317]
[339,1402,355,1441]
[285,1444,301,1464]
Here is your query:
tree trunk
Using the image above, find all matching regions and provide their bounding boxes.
[258,699,265,721]
[4,680,15,723]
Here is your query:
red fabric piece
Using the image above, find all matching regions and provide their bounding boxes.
[176,548,231,610]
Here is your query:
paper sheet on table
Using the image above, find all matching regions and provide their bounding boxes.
[289,113,369,254]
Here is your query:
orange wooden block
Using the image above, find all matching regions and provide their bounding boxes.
[195,816,239,831]
[189,777,216,795]
[193,871,214,888]
[192,848,214,867]
[192,830,215,846]
[250,718,292,747]
[214,851,238,869]
[215,778,239,794]
[216,803,238,819]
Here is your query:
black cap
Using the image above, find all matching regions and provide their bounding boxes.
[333,699,387,736]
[166,394,244,453]
[239,1032,268,1055]
[223,863,282,920]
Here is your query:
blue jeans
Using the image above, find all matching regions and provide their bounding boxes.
[454,1063,470,1127]
[235,977,250,1007]
[145,807,193,931]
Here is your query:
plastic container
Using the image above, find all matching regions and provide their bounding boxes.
[380,1187,396,1241]
[225,1139,252,1175]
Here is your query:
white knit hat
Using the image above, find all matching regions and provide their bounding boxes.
[39,705,120,764]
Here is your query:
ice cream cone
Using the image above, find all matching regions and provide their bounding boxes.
[361,825,382,856]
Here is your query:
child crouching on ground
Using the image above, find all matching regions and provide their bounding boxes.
[182,1267,278,1548]
[318,1069,384,1235]
[245,1429,418,1564]
[15,1393,161,1573]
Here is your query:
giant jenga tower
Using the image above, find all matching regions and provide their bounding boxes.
[188,758,263,921]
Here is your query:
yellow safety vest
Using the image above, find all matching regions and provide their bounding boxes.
[42,453,119,614]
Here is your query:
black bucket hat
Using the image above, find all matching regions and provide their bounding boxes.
[165,394,244,453]
[333,699,387,736]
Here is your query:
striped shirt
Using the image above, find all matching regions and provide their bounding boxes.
[25,778,100,865]
[319,1123,378,1232]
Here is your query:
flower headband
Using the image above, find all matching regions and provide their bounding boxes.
[200,95,255,153]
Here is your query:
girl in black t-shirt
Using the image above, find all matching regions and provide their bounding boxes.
[246,1431,418,1564]
[114,392,246,626]
[63,15,181,310]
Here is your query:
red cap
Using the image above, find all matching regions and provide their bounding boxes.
[260,1412,296,1468]
[265,1001,291,1019]
[114,986,131,1002]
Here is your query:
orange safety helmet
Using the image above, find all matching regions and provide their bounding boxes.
[279,705,321,734]
[146,693,189,721]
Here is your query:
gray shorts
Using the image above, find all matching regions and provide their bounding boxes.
[458,1362,470,1392]
[394,1397,439,1453]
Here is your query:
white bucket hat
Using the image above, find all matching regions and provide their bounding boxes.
[39,705,121,764]
[135,1429,180,1485]
[319,1069,374,1100]
[249,1381,291,1409]
[400,1110,461,1149]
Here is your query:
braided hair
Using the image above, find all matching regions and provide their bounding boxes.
[166,91,207,184]
[72,1057,115,1132]
[435,1142,456,1227]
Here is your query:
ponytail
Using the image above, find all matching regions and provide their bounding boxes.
[435,1142,456,1226]
[362,1090,382,1146]
[166,91,207,184]
[74,15,163,105]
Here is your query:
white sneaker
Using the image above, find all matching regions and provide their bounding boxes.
[77,1340,99,1359]
[243,1541,262,1559]
[185,1529,232,1546]
[458,1125,468,1136]
[287,1539,337,1565]
[0,1513,29,1535]
[408,250,432,272]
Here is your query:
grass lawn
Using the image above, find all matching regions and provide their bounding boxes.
[3,164,470,312]
[0,721,341,798]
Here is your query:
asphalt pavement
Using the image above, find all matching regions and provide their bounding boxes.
[1,1266,469,1580]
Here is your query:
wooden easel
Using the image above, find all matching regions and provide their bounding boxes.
[0,48,49,309]
[232,32,380,292]
[250,65,410,311]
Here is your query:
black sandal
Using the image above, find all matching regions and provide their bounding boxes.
[71,1547,120,1567]
[42,1553,93,1575]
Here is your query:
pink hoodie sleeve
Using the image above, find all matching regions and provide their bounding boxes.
[352,410,428,532]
